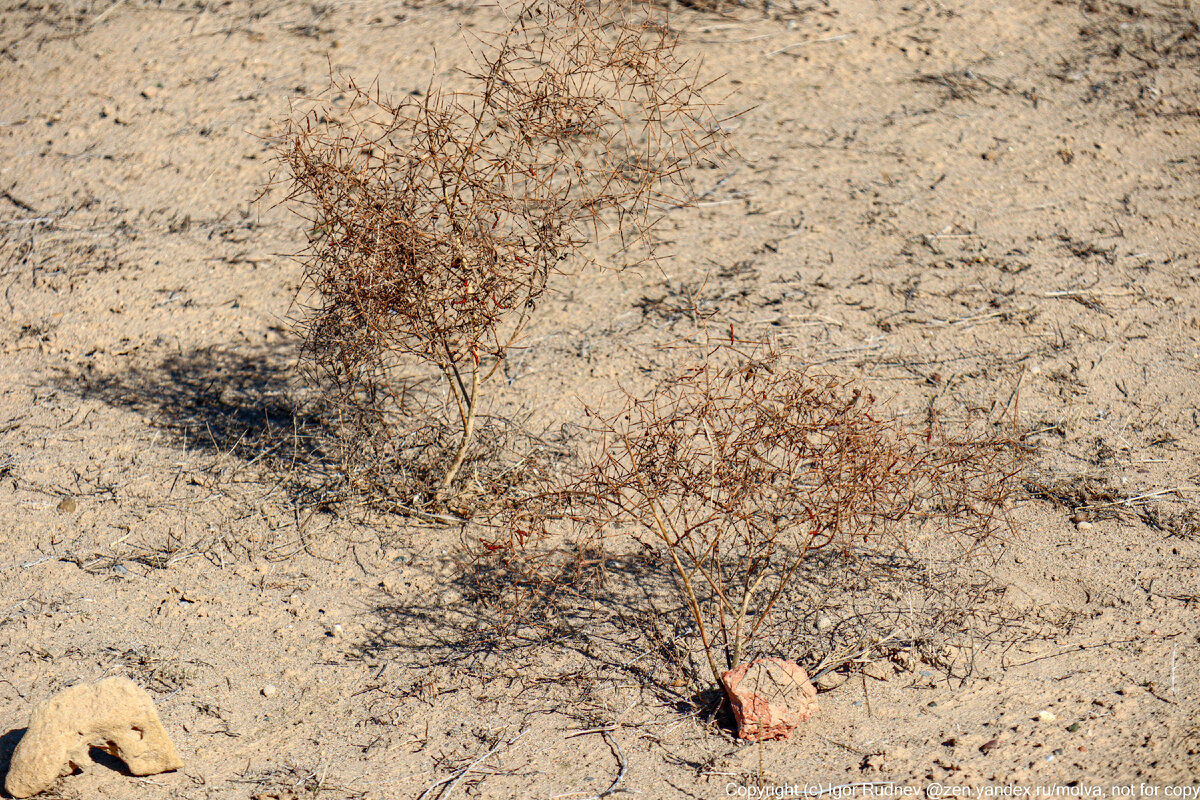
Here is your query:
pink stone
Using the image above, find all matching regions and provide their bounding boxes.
[720,657,818,742]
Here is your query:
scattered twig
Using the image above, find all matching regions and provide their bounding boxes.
[1081,486,1199,512]
[417,727,529,800]
[588,731,627,800]
[810,630,901,683]
[765,33,854,57]
[1007,633,1183,668]
[565,726,617,739]
[0,189,39,214]
[89,0,131,29]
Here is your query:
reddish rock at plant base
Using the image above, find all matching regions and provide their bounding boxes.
[721,657,819,742]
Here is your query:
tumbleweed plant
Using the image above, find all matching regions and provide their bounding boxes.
[275,0,722,510]
[498,340,1021,689]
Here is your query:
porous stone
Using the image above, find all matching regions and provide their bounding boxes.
[720,657,818,742]
[4,676,183,798]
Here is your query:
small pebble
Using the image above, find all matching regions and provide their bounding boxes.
[261,685,278,698]
[815,614,834,632]
[1038,710,1057,722]
[863,661,893,681]
[815,671,844,691]
[1067,722,1081,732]
[1076,521,1094,532]
[56,497,77,514]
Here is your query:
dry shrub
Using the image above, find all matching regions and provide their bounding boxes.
[274,0,723,511]
[491,340,1022,689]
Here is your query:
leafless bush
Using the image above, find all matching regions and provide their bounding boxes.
[492,340,1022,689]
[273,0,723,512]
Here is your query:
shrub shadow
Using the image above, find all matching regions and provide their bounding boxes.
[87,747,132,776]
[354,541,1039,716]
[56,342,338,503]
[0,728,25,799]
[66,343,319,457]
[56,342,565,514]
[356,547,711,708]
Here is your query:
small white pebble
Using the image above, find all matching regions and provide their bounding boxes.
[1076,521,1094,531]
[261,685,278,698]
[1037,710,1057,722]
[815,615,834,632]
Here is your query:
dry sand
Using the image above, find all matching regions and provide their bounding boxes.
[1,0,1198,797]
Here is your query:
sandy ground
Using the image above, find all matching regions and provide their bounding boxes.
[1,0,1199,797]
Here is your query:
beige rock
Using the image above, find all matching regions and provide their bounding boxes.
[720,657,818,742]
[4,676,183,798]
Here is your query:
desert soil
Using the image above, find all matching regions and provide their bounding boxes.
[1,0,1199,798]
